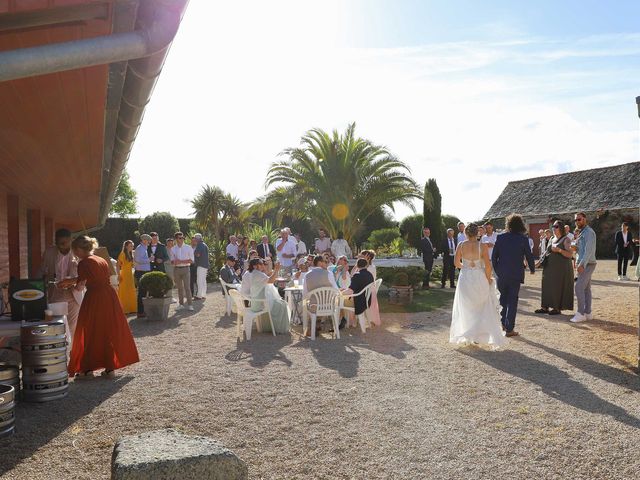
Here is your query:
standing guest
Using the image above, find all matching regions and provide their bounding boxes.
[538,229,546,256]
[189,237,198,297]
[171,232,195,311]
[441,229,457,288]
[420,227,436,289]
[615,222,634,280]
[361,250,381,327]
[491,214,536,337]
[564,225,574,241]
[193,233,210,299]
[257,235,276,260]
[481,222,498,261]
[331,231,352,259]
[535,222,574,315]
[295,233,307,256]
[60,236,139,379]
[275,228,297,274]
[571,213,597,323]
[249,239,257,254]
[314,229,332,254]
[117,240,137,314]
[133,234,151,319]
[457,222,466,246]
[165,238,175,283]
[226,235,239,259]
[220,255,241,286]
[237,236,249,273]
[249,259,289,334]
[477,226,486,240]
[39,228,83,342]
[148,232,169,273]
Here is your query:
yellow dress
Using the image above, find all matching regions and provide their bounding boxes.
[117,252,137,314]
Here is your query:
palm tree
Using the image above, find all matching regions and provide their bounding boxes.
[261,123,422,243]
[191,185,245,240]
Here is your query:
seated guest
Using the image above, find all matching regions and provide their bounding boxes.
[294,257,310,282]
[248,259,289,334]
[302,255,339,335]
[220,255,241,288]
[334,255,351,289]
[342,258,374,327]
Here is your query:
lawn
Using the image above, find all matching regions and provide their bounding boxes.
[378,287,455,314]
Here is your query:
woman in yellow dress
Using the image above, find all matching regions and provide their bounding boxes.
[117,240,137,314]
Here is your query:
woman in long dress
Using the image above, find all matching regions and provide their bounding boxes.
[248,258,290,334]
[450,223,506,348]
[60,236,139,378]
[535,222,574,315]
[362,250,381,327]
[117,240,137,314]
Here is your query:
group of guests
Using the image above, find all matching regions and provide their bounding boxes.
[41,230,139,380]
[117,232,210,317]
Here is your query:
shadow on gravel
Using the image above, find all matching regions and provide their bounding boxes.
[226,334,293,368]
[129,314,181,337]
[462,348,640,428]
[0,376,132,475]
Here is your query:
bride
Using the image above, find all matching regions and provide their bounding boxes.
[450,223,506,348]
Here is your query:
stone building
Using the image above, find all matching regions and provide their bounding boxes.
[483,162,639,257]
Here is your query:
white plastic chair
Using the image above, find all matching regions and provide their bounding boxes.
[228,289,275,341]
[339,278,382,333]
[302,287,340,340]
[219,277,237,316]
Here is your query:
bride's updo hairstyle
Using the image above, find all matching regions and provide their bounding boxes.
[71,235,99,253]
[465,223,479,239]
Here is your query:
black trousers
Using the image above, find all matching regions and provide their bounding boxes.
[134,270,147,314]
[617,253,630,276]
[423,259,433,285]
[441,255,455,287]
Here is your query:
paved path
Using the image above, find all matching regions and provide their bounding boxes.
[0,260,638,479]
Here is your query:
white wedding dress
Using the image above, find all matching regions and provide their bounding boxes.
[450,242,506,348]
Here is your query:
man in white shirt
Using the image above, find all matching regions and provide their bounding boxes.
[295,233,307,256]
[275,229,297,273]
[330,231,352,259]
[564,225,574,241]
[457,222,466,246]
[314,229,332,254]
[480,222,498,260]
[226,235,239,259]
[171,231,195,311]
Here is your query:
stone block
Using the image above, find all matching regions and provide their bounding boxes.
[111,429,248,480]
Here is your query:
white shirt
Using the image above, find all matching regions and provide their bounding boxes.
[447,237,456,255]
[240,270,252,296]
[566,232,575,241]
[296,240,307,255]
[226,242,239,259]
[481,232,498,259]
[622,232,628,245]
[457,232,466,245]
[171,244,194,265]
[314,237,331,253]
[331,238,352,258]
[275,237,297,267]
[528,238,534,252]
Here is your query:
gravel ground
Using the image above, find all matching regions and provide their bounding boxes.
[0,260,638,480]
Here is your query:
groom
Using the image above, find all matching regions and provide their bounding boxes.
[491,214,535,337]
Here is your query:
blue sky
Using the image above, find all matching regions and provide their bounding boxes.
[128,0,640,223]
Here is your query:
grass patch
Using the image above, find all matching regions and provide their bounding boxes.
[378,288,454,314]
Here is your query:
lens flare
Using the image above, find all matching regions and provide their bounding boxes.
[332,203,349,220]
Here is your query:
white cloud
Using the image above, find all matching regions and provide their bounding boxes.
[128,3,639,225]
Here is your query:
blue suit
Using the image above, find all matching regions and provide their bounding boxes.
[491,232,535,333]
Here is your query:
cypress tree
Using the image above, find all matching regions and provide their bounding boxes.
[423,179,442,244]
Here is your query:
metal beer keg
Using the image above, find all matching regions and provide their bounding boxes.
[0,385,15,438]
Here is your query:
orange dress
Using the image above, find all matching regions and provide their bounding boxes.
[68,255,140,375]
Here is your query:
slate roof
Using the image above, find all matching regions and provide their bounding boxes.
[484,162,640,219]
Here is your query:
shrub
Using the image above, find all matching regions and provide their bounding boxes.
[377,266,424,288]
[394,272,409,286]
[139,212,180,242]
[139,271,173,298]
[399,214,424,250]
[367,228,401,250]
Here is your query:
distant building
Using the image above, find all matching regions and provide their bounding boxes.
[484,162,640,257]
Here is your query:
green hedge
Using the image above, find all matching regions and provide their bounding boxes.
[377,265,455,288]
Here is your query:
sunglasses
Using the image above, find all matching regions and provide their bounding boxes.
[552,225,561,229]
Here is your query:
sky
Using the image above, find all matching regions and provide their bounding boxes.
[128,0,640,223]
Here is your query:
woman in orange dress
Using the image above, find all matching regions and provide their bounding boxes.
[61,236,139,379]
[117,240,137,314]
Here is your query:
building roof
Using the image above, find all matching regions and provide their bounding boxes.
[484,162,640,220]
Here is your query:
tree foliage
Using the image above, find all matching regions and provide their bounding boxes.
[110,170,138,217]
[441,214,462,232]
[366,228,402,249]
[261,123,422,245]
[191,185,246,240]
[399,214,424,250]
[138,212,180,243]
[423,179,442,244]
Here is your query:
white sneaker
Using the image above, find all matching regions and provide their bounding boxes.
[622,276,629,281]
[175,305,185,311]
[187,305,194,311]
[171,298,178,304]
[570,313,587,323]
[585,313,593,320]
[617,275,623,281]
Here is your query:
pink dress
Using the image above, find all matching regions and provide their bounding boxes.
[367,264,381,326]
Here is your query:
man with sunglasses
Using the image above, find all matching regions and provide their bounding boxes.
[571,212,596,323]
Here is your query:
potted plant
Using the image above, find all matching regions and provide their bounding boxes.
[139,272,174,320]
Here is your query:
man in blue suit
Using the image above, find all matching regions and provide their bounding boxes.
[491,214,535,337]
